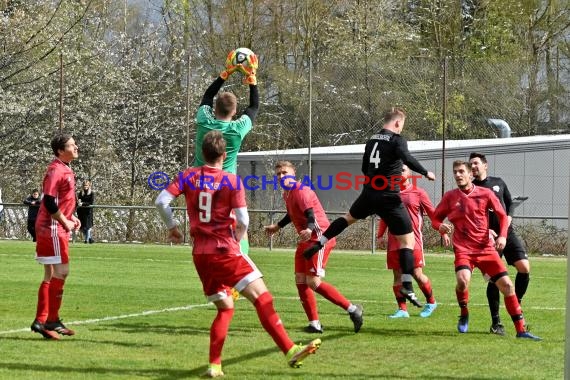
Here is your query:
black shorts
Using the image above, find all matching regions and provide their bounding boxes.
[349,187,412,236]
[500,228,528,265]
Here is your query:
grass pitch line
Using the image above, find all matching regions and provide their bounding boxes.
[0,303,212,336]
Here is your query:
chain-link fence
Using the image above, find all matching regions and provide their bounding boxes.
[1,204,566,255]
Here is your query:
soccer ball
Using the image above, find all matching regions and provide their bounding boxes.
[231,47,255,69]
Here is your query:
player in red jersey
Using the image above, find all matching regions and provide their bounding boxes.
[433,160,540,340]
[31,133,81,340]
[155,131,321,377]
[377,164,450,318]
[264,161,363,334]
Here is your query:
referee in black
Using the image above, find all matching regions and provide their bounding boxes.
[469,152,530,336]
[304,107,435,307]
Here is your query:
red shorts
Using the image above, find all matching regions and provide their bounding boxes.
[35,231,70,265]
[386,248,424,270]
[454,250,507,279]
[295,238,335,277]
[193,253,262,302]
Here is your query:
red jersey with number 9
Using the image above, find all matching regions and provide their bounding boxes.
[166,166,246,255]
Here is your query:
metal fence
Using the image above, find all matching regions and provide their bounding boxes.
[1,204,566,256]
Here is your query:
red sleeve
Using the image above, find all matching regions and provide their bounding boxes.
[377,219,387,238]
[488,190,508,238]
[230,176,247,209]
[434,192,450,222]
[420,189,441,231]
[42,167,60,197]
[166,171,186,197]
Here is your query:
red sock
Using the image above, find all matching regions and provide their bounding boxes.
[254,292,294,354]
[456,289,469,316]
[35,281,50,323]
[419,279,436,304]
[393,285,407,311]
[504,294,526,333]
[314,282,351,310]
[296,283,319,321]
[47,277,65,322]
[209,308,234,365]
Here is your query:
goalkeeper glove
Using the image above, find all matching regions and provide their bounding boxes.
[238,52,259,85]
[220,50,239,80]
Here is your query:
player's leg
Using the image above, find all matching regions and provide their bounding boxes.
[44,262,74,336]
[31,263,59,340]
[504,231,530,303]
[295,272,321,333]
[241,278,321,367]
[413,264,437,317]
[387,254,408,318]
[303,189,371,259]
[481,252,540,340]
[455,263,472,333]
[206,296,235,378]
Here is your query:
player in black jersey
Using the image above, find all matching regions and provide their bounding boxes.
[304,107,435,308]
[469,152,531,336]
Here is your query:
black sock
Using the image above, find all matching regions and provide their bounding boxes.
[515,272,530,303]
[323,217,349,240]
[486,282,501,324]
[399,248,414,275]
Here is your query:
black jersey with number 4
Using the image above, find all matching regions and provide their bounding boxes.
[472,176,514,232]
[361,129,428,193]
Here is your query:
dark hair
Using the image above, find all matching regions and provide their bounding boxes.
[469,152,487,163]
[51,133,73,156]
[202,131,227,163]
[32,189,39,194]
[383,107,406,124]
[453,160,472,171]
[215,92,237,117]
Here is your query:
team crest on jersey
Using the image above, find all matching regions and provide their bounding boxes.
[492,185,500,192]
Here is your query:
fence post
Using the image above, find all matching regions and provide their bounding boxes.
[371,217,376,254]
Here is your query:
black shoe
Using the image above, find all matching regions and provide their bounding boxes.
[88,238,94,244]
[490,322,506,336]
[399,288,423,308]
[302,242,322,259]
[304,324,323,334]
[45,319,75,336]
[31,319,60,340]
[349,304,364,333]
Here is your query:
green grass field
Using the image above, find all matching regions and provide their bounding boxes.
[0,240,566,379]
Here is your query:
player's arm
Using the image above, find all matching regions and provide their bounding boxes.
[155,189,183,243]
[377,218,387,238]
[199,77,225,107]
[394,137,434,180]
[242,84,259,122]
[233,207,249,241]
[43,195,76,232]
[297,208,315,242]
[264,213,290,235]
[488,193,508,250]
[23,196,32,205]
[502,180,514,225]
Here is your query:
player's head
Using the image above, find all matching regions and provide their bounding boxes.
[468,152,488,180]
[453,160,472,189]
[82,180,91,190]
[51,133,78,162]
[202,130,227,165]
[32,189,39,198]
[274,161,296,189]
[214,92,237,120]
[382,107,406,133]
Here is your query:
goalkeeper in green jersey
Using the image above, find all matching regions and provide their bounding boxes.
[194,50,259,174]
[194,49,259,254]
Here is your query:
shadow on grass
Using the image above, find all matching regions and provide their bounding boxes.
[0,334,154,347]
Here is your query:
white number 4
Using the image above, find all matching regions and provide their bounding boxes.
[198,192,212,222]
[369,142,381,168]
